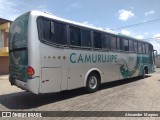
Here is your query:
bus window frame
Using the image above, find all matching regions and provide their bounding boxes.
[37,16,68,48]
[145,43,149,54]
[67,24,93,50]
[116,37,123,52]
[93,31,102,50]
[101,33,110,51]
[138,42,143,54]
[142,43,146,54]
[37,16,152,55]
[80,28,92,49]
[128,39,134,53]
[69,25,81,48]
[123,38,129,52]
[110,35,117,51]
[134,41,138,53]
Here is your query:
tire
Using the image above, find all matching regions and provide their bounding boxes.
[141,69,145,79]
[86,73,100,93]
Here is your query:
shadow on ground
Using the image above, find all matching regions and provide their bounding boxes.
[0,76,150,110]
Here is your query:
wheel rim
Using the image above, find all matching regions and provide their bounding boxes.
[143,69,145,77]
[89,76,98,89]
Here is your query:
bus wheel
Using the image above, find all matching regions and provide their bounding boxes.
[141,69,146,79]
[86,73,100,93]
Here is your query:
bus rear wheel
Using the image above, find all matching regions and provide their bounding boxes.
[141,69,146,79]
[86,73,100,93]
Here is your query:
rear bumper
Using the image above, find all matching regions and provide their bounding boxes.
[9,75,40,94]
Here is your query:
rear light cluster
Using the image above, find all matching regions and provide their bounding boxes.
[27,66,35,77]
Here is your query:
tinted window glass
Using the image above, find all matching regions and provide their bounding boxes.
[50,21,66,45]
[149,44,153,53]
[124,39,129,51]
[39,19,66,45]
[70,26,81,46]
[134,41,138,53]
[102,34,109,49]
[94,32,102,49]
[41,19,51,41]
[138,42,142,53]
[81,29,91,47]
[117,37,123,50]
[142,43,146,53]
[145,43,149,54]
[129,40,134,52]
[110,36,116,50]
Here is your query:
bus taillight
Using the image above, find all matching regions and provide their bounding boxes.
[27,66,35,77]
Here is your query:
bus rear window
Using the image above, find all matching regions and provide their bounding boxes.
[38,18,67,46]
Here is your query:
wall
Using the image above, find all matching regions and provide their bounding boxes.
[0,56,9,75]
[0,22,10,75]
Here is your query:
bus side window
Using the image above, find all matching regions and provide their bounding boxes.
[134,41,138,53]
[110,36,116,50]
[142,43,146,54]
[81,29,91,48]
[102,34,109,50]
[50,21,67,45]
[40,19,51,41]
[117,37,123,51]
[38,18,67,46]
[69,26,81,47]
[123,39,129,51]
[93,31,102,49]
[149,44,153,64]
[129,40,134,52]
[145,43,149,54]
[138,42,142,53]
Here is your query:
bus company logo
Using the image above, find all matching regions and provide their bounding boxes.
[2,112,11,117]
[70,53,118,64]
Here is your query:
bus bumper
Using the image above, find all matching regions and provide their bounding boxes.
[9,75,40,94]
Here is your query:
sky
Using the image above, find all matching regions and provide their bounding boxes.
[0,0,160,53]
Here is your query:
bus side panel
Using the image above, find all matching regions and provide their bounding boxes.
[61,67,69,91]
[28,12,41,94]
[40,68,61,93]
[68,66,83,90]
[39,43,69,92]
[118,53,140,79]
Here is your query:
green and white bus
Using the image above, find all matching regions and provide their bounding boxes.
[9,11,156,94]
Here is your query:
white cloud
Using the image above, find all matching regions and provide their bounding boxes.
[144,32,148,35]
[149,40,160,53]
[118,9,135,21]
[34,5,50,12]
[82,21,95,27]
[135,35,144,39]
[65,2,81,11]
[120,29,131,36]
[153,33,160,40]
[145,10,155,16]
[0,0,21,20]
[71,2,80,8]
[0,0,50,21]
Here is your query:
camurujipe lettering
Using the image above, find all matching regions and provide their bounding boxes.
[70,53,117,63]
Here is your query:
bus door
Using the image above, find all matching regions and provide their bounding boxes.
[149,45,157,65]
[153,50,157,68]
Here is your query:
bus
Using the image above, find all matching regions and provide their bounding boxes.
[9,11,156,94]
